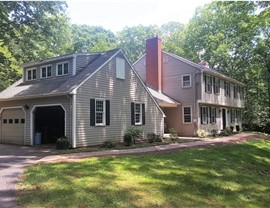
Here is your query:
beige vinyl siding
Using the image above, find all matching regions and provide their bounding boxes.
[0,96,71,145]
[23,58,74,83]
[1,108,25,144]
[201,76,245,108]
[76,54,164,147]
[133,54,146,81]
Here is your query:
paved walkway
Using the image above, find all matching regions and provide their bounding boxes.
[0,132,268,208]
[37,132,265,163]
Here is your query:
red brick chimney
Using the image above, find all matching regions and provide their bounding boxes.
[146,36,163,92]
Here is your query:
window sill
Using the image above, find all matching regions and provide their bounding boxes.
[95,124,106,127]
[182,86,192,89]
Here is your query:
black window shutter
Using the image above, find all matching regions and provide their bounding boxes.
[90,99,95,126]
[209,107,212,123]
[204,74,207,92]
[106,100,110,126]
[131,102,135,125]
[200,107,203,124]
[142,103,145,125]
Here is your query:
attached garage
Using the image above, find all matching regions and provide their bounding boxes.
[1,108,25,145]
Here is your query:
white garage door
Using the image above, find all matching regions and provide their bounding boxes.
[1,108,25,145]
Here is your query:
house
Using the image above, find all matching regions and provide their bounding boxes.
[133,37,245,136]
[0,49,164,147]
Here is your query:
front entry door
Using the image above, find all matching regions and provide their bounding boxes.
[222,109,226,129]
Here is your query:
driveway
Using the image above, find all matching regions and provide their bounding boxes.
[0,144,56,208]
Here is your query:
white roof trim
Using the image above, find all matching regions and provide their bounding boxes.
[70,49,122,94]
[164,51,245,86]
[121,51,166,117]
[21,52,100,68]
[132,53,146,66]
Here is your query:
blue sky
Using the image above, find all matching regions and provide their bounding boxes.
[67,0,212,33]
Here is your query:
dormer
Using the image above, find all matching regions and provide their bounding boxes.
[21,53,100,83]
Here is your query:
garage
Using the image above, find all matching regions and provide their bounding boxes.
[33,105,65,144]
[1,108,25,145]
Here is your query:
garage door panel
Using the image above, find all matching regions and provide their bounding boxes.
[1,108,25,145]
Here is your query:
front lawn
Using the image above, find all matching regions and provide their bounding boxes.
[18,138,270,208]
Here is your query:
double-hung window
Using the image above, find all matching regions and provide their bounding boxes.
[41,65,52,78]
[213,77,220,94]
[90,99,110,126]
[27,68,37,81]
[95,99,105,126]
[135,103,142,125]
[233,84,239,99]
[182,74,191,88]
[224,81,231,97]
[210,107,216,124]
[205,75,212,93]
[131,102,145,126]
[183,106,192,123]
[57,62,69,76]
[201,106,209,124]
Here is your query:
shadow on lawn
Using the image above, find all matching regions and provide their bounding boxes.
[19,140,270,208]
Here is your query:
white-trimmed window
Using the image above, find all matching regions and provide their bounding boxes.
[213,77,220,94]
[182,74,191,88]
[95,99,105,126]
[201,106,208,124]
[116,57,125,79]
[56,62,69,76]
[210,107,216,124]
[40,65,52,78]
[134,103,142,125]
[233,84,239,99]
[183,106,192,123]
[224,81,231,97]
[26,68,37,81]
[205,75,212,93]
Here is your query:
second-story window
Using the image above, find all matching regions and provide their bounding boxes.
[224,81,231,97]
[213,77,220,94]
[233,84,239,99]
[182,74,191,88]
[204,74,212,93]
[41,65,52,78]
[27,68,37,81]
[57,62,69,76]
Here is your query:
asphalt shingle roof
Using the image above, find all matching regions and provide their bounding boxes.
[0,48,120,100]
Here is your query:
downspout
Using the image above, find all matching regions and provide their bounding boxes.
[71,89,77,148]
[193,70,202,135]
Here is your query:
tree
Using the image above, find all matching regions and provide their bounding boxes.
[71,24,116,53]
[117,25,161,63]
[0,1,71,91]
[180,1,270,130]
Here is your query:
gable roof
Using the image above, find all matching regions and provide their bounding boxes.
[0,49,121,101]
[134,51,245,86]
[163,51,245,86]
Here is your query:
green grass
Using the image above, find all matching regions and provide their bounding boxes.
[18,138,270,208]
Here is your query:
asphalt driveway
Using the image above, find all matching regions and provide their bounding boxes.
[0,144,56,208]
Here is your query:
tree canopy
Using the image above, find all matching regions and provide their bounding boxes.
[1,1,269,131]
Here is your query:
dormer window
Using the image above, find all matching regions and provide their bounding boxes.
[56,62,69,76]
[26,68,37,81]
[41,65,52,78]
